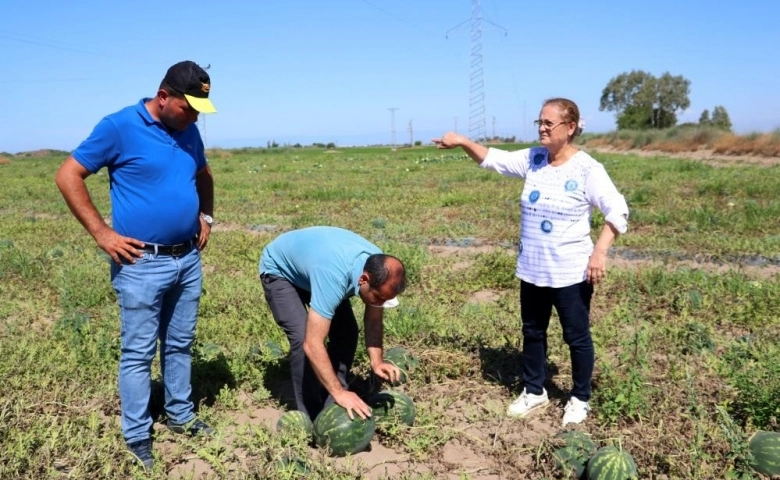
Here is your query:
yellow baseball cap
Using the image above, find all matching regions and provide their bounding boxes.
[163,60,217,113]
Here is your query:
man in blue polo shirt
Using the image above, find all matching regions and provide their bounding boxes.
[55,61,216,471]
[260,226,407,421]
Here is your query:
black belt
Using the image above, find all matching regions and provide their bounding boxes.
[141,239,195,257]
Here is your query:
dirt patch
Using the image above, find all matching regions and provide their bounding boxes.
[468,290,502,304]
[587,146,780,167]
[609,253,780,279]
[428,241,780,279]
[0,156,11,165]
[211,223,280,234]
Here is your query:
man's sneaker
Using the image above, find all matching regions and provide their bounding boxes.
[168,418,215,437]
[562,397,591,426]
[507,388,550,417]
[127,438,154,471]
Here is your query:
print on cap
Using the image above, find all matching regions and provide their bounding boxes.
[565,179,578,192]
[541,220,553,233]
[529,190,540,203]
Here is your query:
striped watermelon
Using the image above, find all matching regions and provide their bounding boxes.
[276,410,314,437]
[749,430,780,476]
[276,456,311,476]
[313,403,375,456]
[368,390,416,427]
[384,347,419,385]
[586,446,638,479]
[553,431,597,479]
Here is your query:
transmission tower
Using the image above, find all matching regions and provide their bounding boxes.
[197,63,211,149]
[468,0,487,143]
[388,107,399,149]
[408,120,414,146]
[446,2,505,144]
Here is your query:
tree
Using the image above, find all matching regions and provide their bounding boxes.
[711,106,732,131]
[600,70,691,129]
[699,109,711,125]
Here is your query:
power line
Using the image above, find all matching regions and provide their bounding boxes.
[358,0,442,38]
[0,30,157,65]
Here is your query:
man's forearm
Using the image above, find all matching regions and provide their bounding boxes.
[364,308,384,367]
[196,166,214,216]
[55,165,110,239]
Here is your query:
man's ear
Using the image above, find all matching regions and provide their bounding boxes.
[156,89,171,106]
[358,272,370,286]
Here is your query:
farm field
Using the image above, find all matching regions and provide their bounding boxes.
[0,145,779,479]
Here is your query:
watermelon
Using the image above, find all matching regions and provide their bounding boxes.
[384,347,419,385]
[276,456,311,476]
[748,430,780,476]
[586,446,638,479]
[249,340,285,362]
[368,390,416,427]
[553,431,597,479]
[313,403,375,456]
[276,410,314,437]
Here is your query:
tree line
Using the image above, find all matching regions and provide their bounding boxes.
[599,70,732,131]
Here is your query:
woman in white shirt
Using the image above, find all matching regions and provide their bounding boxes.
[433,98,628,426]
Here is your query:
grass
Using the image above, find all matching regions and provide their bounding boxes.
[0,145,778,479]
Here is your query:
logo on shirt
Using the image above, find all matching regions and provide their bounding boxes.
[533,153,546,165]
[529,190,540,203]
[540,220,553,233]
[565,179,578,192]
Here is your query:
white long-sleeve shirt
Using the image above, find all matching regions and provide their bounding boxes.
[481,146,629,288]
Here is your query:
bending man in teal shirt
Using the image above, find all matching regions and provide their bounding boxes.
[259,226,406,420]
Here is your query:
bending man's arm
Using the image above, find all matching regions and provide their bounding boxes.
[303,309,372,419]
[364,305,401,384]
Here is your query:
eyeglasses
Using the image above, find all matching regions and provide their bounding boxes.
[533,119,570,130]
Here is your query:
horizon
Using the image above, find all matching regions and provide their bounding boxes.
[2,0,779,154]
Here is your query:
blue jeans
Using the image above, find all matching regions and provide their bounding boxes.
[110,247,202,443]
[520,280,594,402]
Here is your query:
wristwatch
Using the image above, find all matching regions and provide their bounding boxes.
[200,213,214,226]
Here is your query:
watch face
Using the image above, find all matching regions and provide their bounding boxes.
[202,214,213,224]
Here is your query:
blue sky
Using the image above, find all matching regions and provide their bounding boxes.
[2,0,779,153]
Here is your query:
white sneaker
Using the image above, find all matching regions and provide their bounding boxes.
[507,388,549,417]
[562,397,590,426]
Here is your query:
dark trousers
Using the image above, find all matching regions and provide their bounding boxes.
[520,280,594,402]
[261,274,359,419]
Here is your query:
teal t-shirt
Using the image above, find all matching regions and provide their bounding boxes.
[259,227,381,319]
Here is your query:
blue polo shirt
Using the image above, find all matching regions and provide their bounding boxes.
[72,99,207,245]
[259,227,382,319]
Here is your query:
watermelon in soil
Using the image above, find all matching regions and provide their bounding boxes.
[313,404,375,456]
[552,431,597,479]
[368,390,416,427]
[748,430,780,477]
[384,347,419,385]
[276,410,314,437]
[586,446,638,479]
